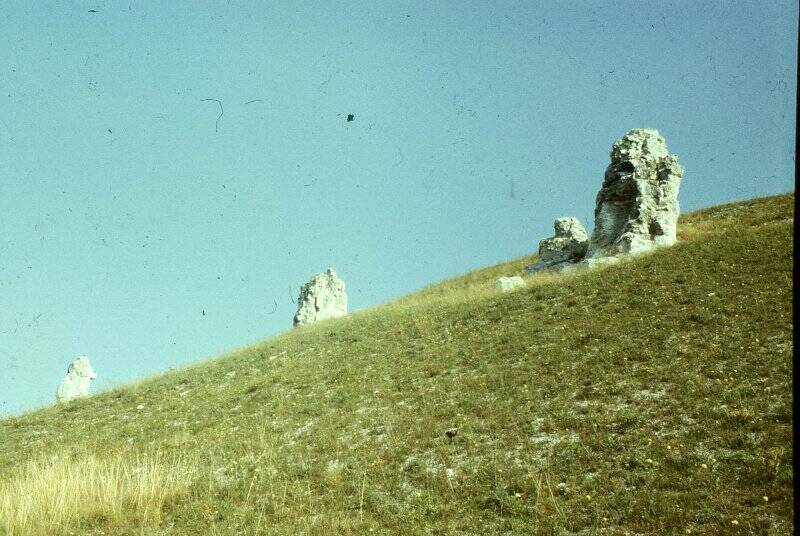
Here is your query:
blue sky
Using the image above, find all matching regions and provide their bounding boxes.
[1,0,796,415]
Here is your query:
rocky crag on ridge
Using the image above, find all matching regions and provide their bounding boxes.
[525,217,589,273]
[293,268,348,327]
[55,355,97,403]
[586,128,684,259]
[525,128,684,275]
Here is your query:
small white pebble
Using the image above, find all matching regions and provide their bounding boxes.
[136,404,145,410]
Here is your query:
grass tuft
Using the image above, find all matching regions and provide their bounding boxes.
[0,450,191,535]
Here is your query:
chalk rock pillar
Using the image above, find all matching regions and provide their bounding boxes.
[585,129,684,259]
[55,355,97,403]
[293,268,348,327]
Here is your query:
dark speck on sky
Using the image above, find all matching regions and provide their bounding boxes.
[347,114,354,122]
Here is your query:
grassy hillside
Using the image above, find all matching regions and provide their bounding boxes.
[0,193,793,535]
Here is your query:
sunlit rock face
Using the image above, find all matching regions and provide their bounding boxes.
[293,268,348,327]
[495,276,525,292]
[525,217,589,274]
[585,129,684,259]
[55,355,97,403]
[540,217,589,263]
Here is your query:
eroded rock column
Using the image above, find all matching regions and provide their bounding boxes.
[55,355,97,403]
[585,129,684,259]
[293,268,348,327]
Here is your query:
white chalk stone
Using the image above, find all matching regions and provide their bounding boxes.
[55,355,96,403]
[526,217,589,274]
[540,217,589,262]
[495,276,525,292]
[586,129,684,259]
[293,268,348,327]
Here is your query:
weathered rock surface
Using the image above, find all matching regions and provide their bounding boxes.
[55,355,97,403]
[541,217,589,262]
[585,128,684,259]
[526,217,589,273]
[495,276,525,292]
[293,268,348,327]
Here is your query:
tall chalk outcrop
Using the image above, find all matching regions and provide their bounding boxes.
[55,355,97,403]
[293,268,348,327]
[585,129,684,259]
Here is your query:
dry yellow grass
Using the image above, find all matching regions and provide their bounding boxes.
[0,450,191,535]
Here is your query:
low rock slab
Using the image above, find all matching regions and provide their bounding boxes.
[495,276,525,292]
[526,217,588,274]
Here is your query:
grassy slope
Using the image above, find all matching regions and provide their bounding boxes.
[0,193,793,535]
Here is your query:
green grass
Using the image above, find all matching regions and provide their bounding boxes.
[0,193,793,535]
